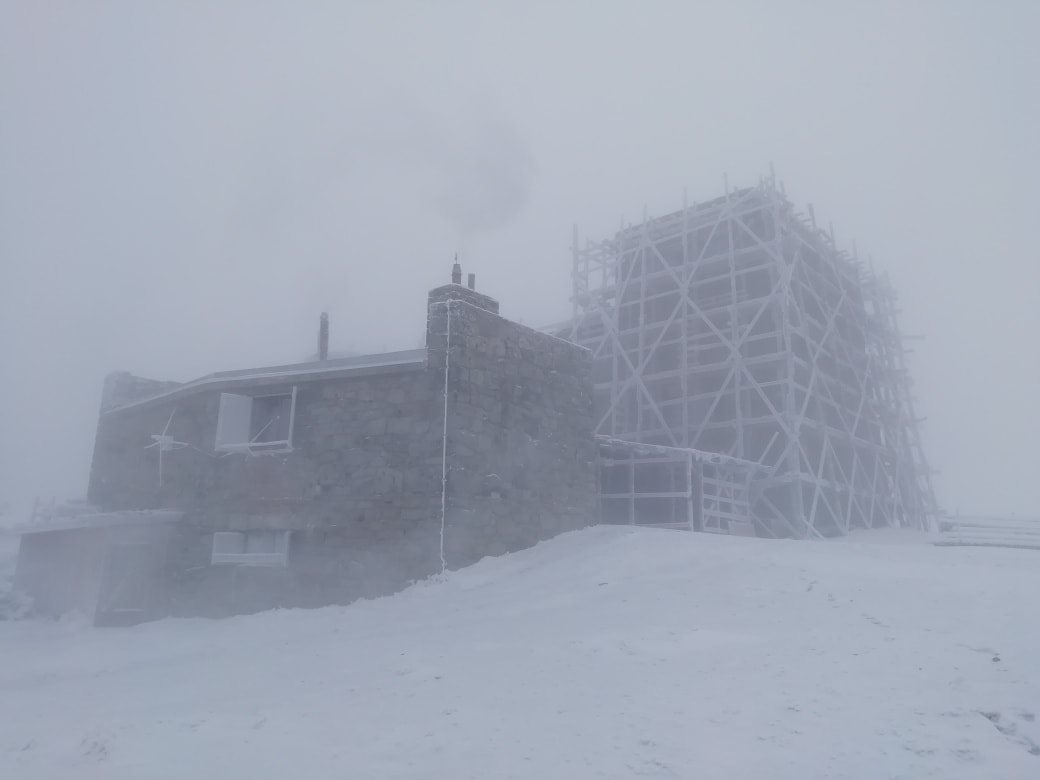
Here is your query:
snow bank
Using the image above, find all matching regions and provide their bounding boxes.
[0,537,30,621]
[1,526,1038,779]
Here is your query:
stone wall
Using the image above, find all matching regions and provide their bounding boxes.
[101,371,180,410]
[84,282,597,617]
[89,362,445,615]
[427,285,596,569]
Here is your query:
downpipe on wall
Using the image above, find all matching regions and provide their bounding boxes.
[439,299,453,575]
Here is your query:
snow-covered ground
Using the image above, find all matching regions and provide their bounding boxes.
[1,526,1038,779]
[0,536,27,620]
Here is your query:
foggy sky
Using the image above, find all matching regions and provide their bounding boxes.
[1,1,1038,520]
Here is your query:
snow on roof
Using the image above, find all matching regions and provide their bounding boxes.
[430,297,591,353]
[595,435,765,470]
[202,348,427,383]
[106,348,427,414]
[10,509,185,536]
[302,349,362,362]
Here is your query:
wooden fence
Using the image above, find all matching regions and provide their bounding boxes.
[936,515,1040,550]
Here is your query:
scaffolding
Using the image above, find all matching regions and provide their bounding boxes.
[565,176,936,538]
[596,436,762,535]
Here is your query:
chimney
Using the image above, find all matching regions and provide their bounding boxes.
[467,273,475,290]
[318,312,329,361]
[451,257,462,285]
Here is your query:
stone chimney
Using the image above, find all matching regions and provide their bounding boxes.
[428,261,499,315]
[318,312,329,361]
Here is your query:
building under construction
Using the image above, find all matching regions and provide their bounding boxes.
[563,177,936,538]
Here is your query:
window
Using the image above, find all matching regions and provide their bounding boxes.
[211,530,291,566]
[215,387,296,452]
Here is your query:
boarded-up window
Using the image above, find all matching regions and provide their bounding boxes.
[212,530,291,566]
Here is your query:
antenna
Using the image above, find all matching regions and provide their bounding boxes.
[144,410,189,487]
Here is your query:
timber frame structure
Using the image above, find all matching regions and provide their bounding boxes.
[563,176,936,538]
[596,436,764,536]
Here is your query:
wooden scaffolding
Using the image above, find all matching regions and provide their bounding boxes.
[564,177,936,538]
[596,436,762,535]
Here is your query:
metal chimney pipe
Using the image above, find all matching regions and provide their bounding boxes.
[467,273,475,290]
[318,312,329,361]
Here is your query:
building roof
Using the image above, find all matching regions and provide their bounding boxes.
[595,436,766,471]
[10,509,185,536]
[106,348,427,414]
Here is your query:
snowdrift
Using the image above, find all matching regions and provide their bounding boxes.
[1,526,1038,779]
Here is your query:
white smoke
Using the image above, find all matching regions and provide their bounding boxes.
[384,99,538,241]
[427,113,537,238]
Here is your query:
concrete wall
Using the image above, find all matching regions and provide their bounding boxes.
[14,529,108,619]
[14,523,179,625]
[84,283,596,617]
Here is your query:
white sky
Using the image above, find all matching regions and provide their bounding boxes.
[1,1,1037,518]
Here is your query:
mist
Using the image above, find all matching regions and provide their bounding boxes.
[2,0,1038,520]
[5,4,1040,778]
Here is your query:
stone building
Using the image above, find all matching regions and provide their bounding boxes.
[13,264,776,626]
[15,271,598,623]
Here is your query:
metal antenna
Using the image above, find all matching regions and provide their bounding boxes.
[144,409,189,487]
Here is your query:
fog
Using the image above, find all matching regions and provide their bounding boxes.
[1,0,1037,520]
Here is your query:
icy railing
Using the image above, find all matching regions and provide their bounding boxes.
[936,515,1040,550]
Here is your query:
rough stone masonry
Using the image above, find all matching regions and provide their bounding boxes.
[84,277,597,618]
